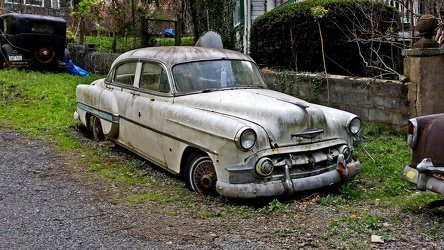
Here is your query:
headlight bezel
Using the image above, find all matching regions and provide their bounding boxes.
[346,116,362,135]
[235,127,257,151]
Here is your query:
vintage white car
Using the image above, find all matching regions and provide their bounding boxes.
[74,46,362,199]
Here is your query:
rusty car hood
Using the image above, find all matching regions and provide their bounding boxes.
[173,88,352,147]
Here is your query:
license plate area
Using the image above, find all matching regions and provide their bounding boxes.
[9,55,23,61]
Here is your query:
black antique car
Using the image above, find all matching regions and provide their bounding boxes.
[403,114,444,194]
[0,13,70,70]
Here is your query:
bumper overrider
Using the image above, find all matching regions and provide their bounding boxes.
[403,158,444,194]
[216,154,361,199]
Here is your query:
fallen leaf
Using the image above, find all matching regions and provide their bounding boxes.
[371,235,384,243]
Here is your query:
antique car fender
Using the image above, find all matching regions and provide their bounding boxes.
[1,44,13,55]
[161,104,269,180]
[1,44,13,62]
[76,81,119,138]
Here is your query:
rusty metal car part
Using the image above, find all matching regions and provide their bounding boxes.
[186,153,217,195]
[92,116,105,141]
[217,153,360,199]
[403,113,444,195]
[403,159,444,194]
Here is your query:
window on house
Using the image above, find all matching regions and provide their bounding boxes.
[24,0,44,7]
[51,0,60,9]
[233,0,244,27]
[5,0,20,4]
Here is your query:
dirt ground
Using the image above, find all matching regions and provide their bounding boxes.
[1,130,443,249]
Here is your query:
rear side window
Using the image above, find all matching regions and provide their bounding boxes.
[2,19,8,34]
[114,62,137,86]
[138,62,170,93]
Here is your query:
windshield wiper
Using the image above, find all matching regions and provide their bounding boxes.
[236,85,264,89]
[201,88,215,93]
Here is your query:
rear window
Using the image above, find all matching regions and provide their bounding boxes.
[31,22,54,33]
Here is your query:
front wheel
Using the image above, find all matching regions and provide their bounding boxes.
[185,152,217,195]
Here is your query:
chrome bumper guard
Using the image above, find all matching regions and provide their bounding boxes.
[216,154,361,199]
[403,158,444,194]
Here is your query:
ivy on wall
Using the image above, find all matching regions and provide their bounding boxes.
[277,71,325,102]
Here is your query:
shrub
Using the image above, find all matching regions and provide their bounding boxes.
[250,0,401,77]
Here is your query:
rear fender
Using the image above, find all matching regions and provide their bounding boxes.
[76,82,120,138]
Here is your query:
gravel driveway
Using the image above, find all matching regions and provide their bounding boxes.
[0,131,266,249]
[0,131,162,249]
[2,131,444,250]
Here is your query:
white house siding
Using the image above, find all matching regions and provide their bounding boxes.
[251,0,265,20]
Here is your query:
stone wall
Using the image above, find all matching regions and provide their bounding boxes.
[262,72,409,130]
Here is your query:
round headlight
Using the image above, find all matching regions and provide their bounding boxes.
[256,158,274,176]
[235,128,257,151]
[347,117,362,135]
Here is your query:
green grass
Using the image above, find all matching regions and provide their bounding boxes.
[352,123,442,206]
[0,69,100,143]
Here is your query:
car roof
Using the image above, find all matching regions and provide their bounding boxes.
[112,46,254,68]
[0,13,66,23]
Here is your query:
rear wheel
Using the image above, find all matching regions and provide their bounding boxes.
[34,40,55,64]
[185,152,217,195]
[92,116,105,141]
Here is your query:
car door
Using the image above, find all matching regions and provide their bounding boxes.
[121,61,173,168]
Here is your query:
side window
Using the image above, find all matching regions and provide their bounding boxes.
[139,62,170,93]
[2,19,7,34]
[114,62,137,86]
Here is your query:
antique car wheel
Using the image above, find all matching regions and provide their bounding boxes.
[92,116,105,141]
[34,41,55,64]
[185,153,217,195]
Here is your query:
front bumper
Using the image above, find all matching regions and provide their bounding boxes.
[403,158,444,194]
[216,155,361,199]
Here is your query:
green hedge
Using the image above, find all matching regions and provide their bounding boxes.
[250,0,401,77]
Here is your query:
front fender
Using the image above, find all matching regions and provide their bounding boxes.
[162,104,268,180]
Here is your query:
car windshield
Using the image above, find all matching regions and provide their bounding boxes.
[172,60,266,93]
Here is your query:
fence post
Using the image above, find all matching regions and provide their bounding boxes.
[175,14,182,46]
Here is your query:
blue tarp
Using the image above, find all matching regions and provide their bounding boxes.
[164,28,175,37]
[66,59,89,77]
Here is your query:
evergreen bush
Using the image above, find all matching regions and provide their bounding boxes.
[250,0,402,77]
